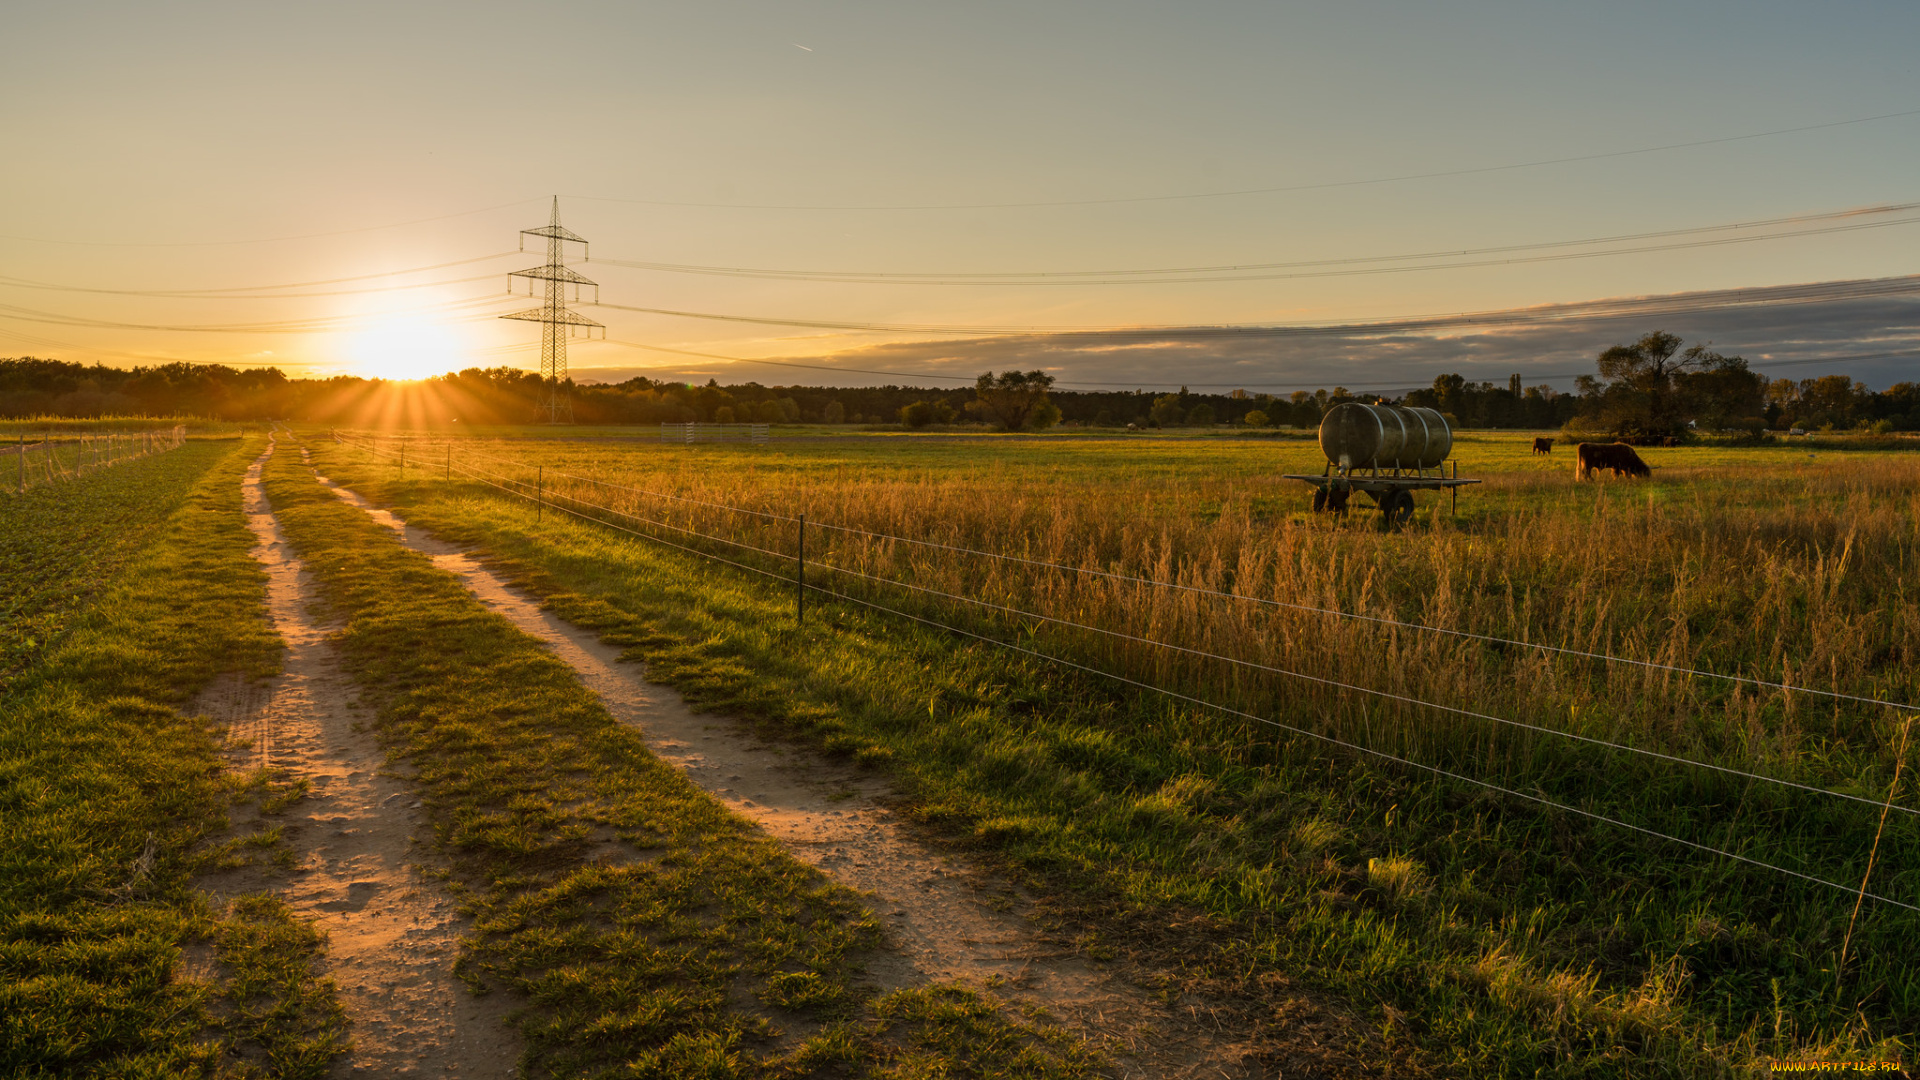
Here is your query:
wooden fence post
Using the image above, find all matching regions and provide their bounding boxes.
[796,514,806,626]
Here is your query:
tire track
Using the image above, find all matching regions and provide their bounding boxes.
[194,439,522,1079]
[313,467,1291,1079]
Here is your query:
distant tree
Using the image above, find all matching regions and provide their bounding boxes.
[1577,331,1757,439]
[1092,409,1114,427]
[899,401,935,428]
[714,405,736,424]
[1027,398,1061,431]
[1186,403,1216,426]
[1149,393,1185,427]
[1794,375,1866,430]
[966,370,1057,430]
[823,401,845,424]
[1242,409,1270,427]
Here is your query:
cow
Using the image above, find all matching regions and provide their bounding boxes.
[1575,441,1651,480]
[1531,437,1554,455]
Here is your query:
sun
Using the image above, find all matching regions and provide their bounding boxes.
[343,314,467,381]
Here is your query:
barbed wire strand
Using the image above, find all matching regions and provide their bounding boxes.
[339,432,1920,811]
[806,555,1917,817]
[359,434,1919,717]
[330,434,1919,913]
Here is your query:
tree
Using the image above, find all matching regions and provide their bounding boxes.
[823,401,845,424]
[1186,403,1216,426]
[898,401,935,428]
[1149,393,1185,427]
[1580,331,1757,438]
[1242,409,1270,427]
[965,370,1056,430]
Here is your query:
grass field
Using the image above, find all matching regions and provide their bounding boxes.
[314,426,1918,1077]
[1,434,345,1076]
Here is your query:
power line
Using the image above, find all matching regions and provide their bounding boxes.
[590,202,1920,286]
[0,252,518,298]
[0,200,542,248]
[584,272,1920,339]
[0,294,513,335]
[566,106,1920,211]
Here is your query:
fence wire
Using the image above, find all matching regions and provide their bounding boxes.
[4,426,189,495]
[332,431,1919,913]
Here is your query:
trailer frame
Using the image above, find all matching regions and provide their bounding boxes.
[1282,461,1481,523]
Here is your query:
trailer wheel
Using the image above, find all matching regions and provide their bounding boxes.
[1379,489,1415,527]
[1312,487,1329,512]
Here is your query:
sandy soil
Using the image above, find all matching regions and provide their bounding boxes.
[314,472,1325,1079]
[193,440,522,1078]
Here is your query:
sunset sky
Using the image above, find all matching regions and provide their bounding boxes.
[4,1,1919,392]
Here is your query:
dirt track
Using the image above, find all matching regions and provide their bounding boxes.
[316,471,1292,1079]
[194,440,521,1078]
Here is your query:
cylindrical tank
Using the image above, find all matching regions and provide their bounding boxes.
[1318,403,1453,471]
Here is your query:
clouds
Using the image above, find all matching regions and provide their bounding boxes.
[578,275,1920,393]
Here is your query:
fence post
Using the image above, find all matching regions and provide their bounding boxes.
[796,514,806,626]
[16,432,22,494]
[446,443,451,480]
[536,465,543,522]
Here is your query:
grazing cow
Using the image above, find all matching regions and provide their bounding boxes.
[1575,441,1651,480]
[1532,436,1554,455]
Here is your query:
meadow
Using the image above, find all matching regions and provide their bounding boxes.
[317,425,1919,1077]
[1,434,344,1075]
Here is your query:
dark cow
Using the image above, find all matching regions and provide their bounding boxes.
[1531,437,1554,455]
[1575,441,1651,480]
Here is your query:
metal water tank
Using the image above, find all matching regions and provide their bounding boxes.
[1317,403,1453,471]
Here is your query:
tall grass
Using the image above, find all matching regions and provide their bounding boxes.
[336,431,1920,1074]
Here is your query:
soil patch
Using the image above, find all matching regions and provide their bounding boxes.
[193,440,522,1078]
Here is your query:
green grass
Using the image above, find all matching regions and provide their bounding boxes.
[0,438,242,687]
[256,434,1096,1079]
[0,435,346,1077]
[310,427,1920,1078]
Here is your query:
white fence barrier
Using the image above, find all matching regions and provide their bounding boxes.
[659,423,770,445]
[4,426,188,495]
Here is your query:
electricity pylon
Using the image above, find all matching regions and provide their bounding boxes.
[502,198,601,423]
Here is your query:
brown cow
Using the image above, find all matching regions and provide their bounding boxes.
[1532,436,1554,455]
[1575,441,1651,480]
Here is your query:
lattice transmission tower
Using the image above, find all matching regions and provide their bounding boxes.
[502,198,602,423]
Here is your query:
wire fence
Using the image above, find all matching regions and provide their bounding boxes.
[660,421,771,444]
[332,430,1919,914]
[3,426,189,496]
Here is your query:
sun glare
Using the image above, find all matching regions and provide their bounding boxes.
[343,315,467,381]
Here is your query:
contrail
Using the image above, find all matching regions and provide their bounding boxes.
[792,43,812,51]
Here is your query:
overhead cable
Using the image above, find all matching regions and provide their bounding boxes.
[591,202,1920,286]
[565,106,1920,211]
[585,273,1920,338]
[0,251,518,298]
[0,200,542,248]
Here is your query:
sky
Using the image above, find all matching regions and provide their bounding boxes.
[3,0,1919,393]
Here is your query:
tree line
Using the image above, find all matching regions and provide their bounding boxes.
[5,335,1916,437]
